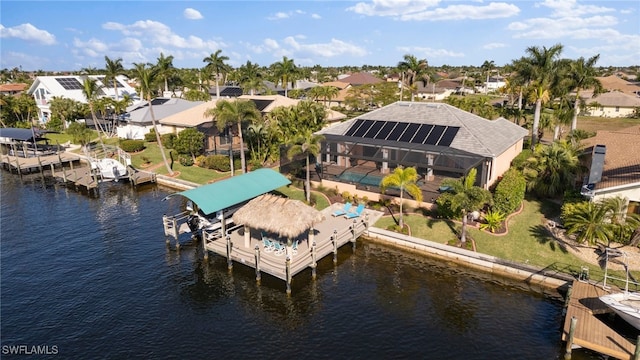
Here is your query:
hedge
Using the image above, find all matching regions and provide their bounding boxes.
[493,168,526,215]
[119,139,145,152]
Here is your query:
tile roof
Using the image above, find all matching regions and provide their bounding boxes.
[126,98,204,124]
[317,101,528,158]
[595,75,640,96]
[338,72,383,86]
[583,91,640,108]
[159,99,221,127]
[0,83,28,92]
[582,125,640,190]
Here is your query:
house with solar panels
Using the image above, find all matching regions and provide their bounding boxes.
[27,75,138,124]
[313,101,528,203]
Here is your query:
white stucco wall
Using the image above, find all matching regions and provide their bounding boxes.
[488,138,524,187]
[592,184,640,205]
[587,106,636,118]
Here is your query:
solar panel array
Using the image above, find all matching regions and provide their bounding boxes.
[344,119,459,147]
[97,76,125,89]
[55,77,83,90]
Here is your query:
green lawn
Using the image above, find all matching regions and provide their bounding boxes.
[374,199,627,282]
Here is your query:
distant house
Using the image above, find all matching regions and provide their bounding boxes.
[117,98,203,140]
[27,75,138,124]
[580,126,640,215]
[314,102,528,203]
[581,91,640,118]
[596,75,640,97]
[0,83,28,96]
[337,72,383,87]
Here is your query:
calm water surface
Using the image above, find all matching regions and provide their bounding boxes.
[0,172,601,359]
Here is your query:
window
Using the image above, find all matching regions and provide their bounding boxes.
[615,106,620,112]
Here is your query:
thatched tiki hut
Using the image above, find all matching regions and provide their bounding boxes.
[232,194,325,257]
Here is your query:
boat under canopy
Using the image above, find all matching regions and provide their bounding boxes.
[175,168,291,215]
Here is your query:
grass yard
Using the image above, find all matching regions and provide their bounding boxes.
[374,199,628,282]
[576,116,639,133]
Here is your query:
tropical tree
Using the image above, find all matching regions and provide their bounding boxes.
[272,56,297,97]
[287,130,324,203]
[481,60,495,94]
[567,55,603,131]
[133,63,174,175]
[438,168,492,244]
[237,60,264,95]
[66,122,93,149]
[522,141,580,197]
[564,201,614,246]
[380,166,423,229]
[203,50,230,99]
[81,76,107,137]
[397,54,429,101]
[156,53,175,95]
[104,56,125,100]
[173,128,205,161]
[204,99,261,174]
[520,44,564,149]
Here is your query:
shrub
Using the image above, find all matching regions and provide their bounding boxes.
[179,155,194,166]
[144,129,157,142]
[479,210,506,233]
[120,139,145,152]
[201,155,230,172]
[511,149,533,170]
[341,191,352,203]
[161,133,177,149]
[194,155,206,167]
[493,169,526,215]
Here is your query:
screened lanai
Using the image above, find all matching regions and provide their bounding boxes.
[311,102,528,201]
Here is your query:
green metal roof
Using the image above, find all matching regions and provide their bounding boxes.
[177,168,291,215]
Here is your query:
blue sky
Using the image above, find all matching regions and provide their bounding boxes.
[1,0,638,72]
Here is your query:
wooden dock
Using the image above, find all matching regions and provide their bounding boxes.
[195,204,383,292]
[1,152,80,174]
[54,167,100,190]
[563,280,638,359]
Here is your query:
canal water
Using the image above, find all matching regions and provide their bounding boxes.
[0,173,601,359]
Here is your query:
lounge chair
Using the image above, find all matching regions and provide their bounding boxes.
[291,240,299,256]
[345,203,365,219]
[332,202,352,217]
[262,237,274,253]
[273,241,286,256]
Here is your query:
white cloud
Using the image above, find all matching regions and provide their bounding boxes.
[400,3,520,21]
[311,13,322,19]
[184,8,203,20]
[510,15,619,40]
[397,46,464,58]
[268,12,290,20]
[282,36,368,58]
[483,43,506,50]
[538,0,615,17]
[101,20,223,51]
[0,23,56,45]
[347,0,441,17]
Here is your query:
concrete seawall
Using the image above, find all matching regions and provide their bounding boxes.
[364,227,573,291]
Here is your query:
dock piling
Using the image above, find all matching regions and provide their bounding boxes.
[564,316,577,359]
[226,235,233,270]
[311,241,317,279]
[285,256,291,295]
[254,246,261,282]
[635,335,640,360]
[332,229,338,263]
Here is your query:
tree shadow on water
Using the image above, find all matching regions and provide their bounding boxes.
[529,224,568,254]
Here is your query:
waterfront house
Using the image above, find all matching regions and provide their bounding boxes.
[312,101,528,204]
[27,75,138,124]
[117,98,203,140]
[581,91,640,118]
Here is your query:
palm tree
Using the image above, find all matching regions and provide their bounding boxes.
[564,201,614,246]
[272,56,297,97]
[567,55,603,131]
[522,141,580,197]
[155,53,175,95]
[104,56,125,100]
[204,99,260,174]
[133,63,174,175]
[81,77,107,137]
[380,166,423,229]
[397,54,429,101]
[237,60,264,95]
[203,50,230,99]
[481,60,495,94]
[287,130,324,203]
[521,44,564,149]
[438,168,492,244]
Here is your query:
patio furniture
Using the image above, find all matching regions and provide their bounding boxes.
[291,240,299,256]
[332,202,352,217]
[345,204,365,219]
[273,241,286,256]
[261,236,274,253]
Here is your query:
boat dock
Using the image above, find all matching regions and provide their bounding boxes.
[562,280,639,359]
[1,152,80,175]
[203,203,383,293]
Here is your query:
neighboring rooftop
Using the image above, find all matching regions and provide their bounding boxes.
[581,125,640,190]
